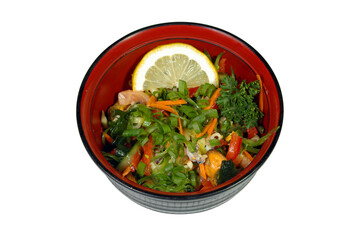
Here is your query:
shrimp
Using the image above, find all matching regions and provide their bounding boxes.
[117,90,150,106]
[107,90,150,121]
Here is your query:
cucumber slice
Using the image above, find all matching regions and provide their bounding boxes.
[116,142,140,172]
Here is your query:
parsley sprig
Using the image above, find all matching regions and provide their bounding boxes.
[216,71,264,129]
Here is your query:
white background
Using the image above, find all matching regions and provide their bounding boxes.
[1,1,359,239]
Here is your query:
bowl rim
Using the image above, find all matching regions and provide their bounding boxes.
[76,21,284,200]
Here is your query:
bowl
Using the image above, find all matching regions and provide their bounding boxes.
[77,22,283,214]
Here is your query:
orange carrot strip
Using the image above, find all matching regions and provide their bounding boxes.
[206,118,218,136]
[122,166,132,177]
[178,118,184,135]
[256,74,264,112]
[104,133,114,143]
[150,103,179,115]
[196,121,212,138]
[146,95,157,107]
[156,99,187,105]
[243,150,254,161]
[204,88,221,110]
[199,163,207,180]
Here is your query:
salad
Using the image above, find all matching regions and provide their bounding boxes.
[100,43,278,193]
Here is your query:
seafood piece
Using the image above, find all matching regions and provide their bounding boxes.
[118,90,150,106]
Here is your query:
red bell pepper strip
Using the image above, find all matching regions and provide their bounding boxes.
[188,86,199,98]
[129,151,141,172]
[247,127,258,139]
[226,132,242,162]
[218,58,226,73]
[140,136,154,176]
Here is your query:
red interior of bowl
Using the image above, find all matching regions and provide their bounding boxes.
[78,23,282,196]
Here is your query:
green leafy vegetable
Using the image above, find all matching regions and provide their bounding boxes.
[216,72,264,129]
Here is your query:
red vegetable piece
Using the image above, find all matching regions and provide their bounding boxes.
[188,86,199,98]
[247,127,258,139]
[130,151,141,172]
[226,132,242,162]
[218,58,226,73]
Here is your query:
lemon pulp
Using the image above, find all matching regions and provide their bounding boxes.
[132,43,218,91]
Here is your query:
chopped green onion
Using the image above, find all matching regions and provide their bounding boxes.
[178,80,188,96]
[197,99,209,108]
[146,123,158,134]
[202,109,219,118]
[186,141,197,153]
[179,105,198,118]
[206,84,217,98]
[242,126,280,147]
[209,138,221,147]
[194,84,204,97]
[122,128,146,137]
[214,52,224,71]
[152,149,169,161]
[139,136,149,146]
[137,161,147,177]
[151,132,163,145]
[169,117,178,127]
[191,114,206,125]
[166,91,180,100]
[173,133,187,144]
[190,121,202,133]
[200,83,211,96]
[184,96,201,110]
[189,171,198,187]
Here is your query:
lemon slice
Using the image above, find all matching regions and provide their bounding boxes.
[132,43,218,91]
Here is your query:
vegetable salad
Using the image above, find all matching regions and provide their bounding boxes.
[100,48,278,193]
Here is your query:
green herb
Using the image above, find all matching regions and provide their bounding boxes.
[216,72,264,129]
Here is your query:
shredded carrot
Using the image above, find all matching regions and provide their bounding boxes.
[122,166,132,177]
[104,132,114,143]
[243,150,254,161]
[206,118,218,136]
[199,163,207,180]
[204,88,221,110]
[150,103,179,115]
[196,121,212,138]
[256,74,264,112]
[178,118,184,135]
[146,95,157,107]
[156,99,187,105]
